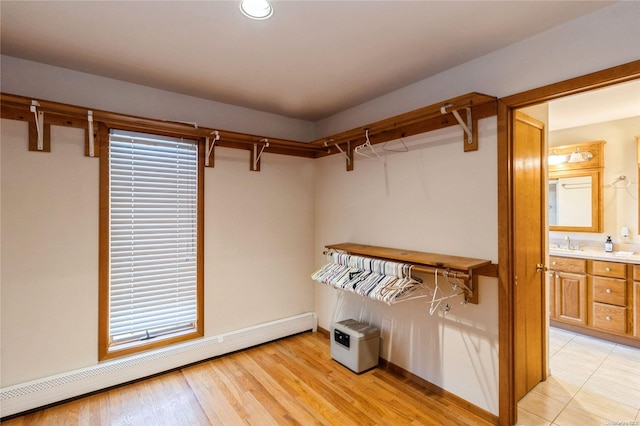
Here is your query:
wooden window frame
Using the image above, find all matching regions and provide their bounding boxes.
[98,127,205,361]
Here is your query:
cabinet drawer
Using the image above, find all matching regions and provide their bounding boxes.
[549,256,586,274]
[592,277,626,306]
[592,260,626,278]
[593,302,626,334]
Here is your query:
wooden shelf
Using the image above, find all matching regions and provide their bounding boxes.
[326,243,491,271]
[310,92,497,170]
[1,91,497,170]
[324,242,497,304]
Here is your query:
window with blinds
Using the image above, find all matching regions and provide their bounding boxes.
[105,130,201,352]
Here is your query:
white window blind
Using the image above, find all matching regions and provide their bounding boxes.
[109,130,198,347]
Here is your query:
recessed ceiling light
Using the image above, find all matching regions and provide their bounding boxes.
[240,0,273,20]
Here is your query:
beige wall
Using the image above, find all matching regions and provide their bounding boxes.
[313,120,499,413]
[1,121,99,385]
[550,116,640,242]
[0,121,316,386]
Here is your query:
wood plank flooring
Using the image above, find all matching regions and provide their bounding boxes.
[2,331,495,425]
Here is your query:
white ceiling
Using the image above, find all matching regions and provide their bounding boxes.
[548,80,640,131]
[0,1,617,121]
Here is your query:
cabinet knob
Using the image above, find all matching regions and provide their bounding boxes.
[605,315,612,321]
[606,288,612,294]
[552,261,557,266]
[605,267,611,272]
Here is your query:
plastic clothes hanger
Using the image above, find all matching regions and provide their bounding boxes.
[354,129,380,159]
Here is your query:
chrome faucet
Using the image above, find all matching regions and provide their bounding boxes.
[564,235,571,250]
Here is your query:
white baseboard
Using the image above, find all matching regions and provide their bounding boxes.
[1,312,317,418]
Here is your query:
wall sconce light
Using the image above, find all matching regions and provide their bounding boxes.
[567,146,593,163]
[548,149,568,165]
[240,0,273,20]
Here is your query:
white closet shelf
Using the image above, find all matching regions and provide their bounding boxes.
[324,243,498,304]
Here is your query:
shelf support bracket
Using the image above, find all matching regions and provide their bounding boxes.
[251,139,269,171]
[205,130,219,168]
[441,104,478,152]
[28,100,50,152]
[87,111,95,157]
[324,140,353,171]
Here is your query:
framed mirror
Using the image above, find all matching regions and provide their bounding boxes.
[549,169,601,232]
[548,141,604,233]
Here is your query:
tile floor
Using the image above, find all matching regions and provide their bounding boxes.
[517,327,640,426]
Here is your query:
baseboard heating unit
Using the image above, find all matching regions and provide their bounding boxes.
[1,312,317,418]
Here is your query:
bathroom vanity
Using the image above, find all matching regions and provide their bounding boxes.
[549,250,640,348]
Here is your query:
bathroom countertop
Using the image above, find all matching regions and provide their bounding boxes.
[549,248,640,264]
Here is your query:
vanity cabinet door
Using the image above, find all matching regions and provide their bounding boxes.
[555,271,588,326]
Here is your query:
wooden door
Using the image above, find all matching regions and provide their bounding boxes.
[513,110,547,401]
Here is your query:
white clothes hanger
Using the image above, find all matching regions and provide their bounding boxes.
[354,129,380,159]
[382,137,409,153]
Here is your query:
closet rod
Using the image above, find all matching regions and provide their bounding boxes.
[411,265,470,281]
[322,250,470,281]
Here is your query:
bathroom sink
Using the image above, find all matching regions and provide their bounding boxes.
[549,246,582,252]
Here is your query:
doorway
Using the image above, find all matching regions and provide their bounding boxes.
[515,80,640,421]
[497,60,640,426]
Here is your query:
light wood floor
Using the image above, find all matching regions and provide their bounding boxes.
[2,331,494,426]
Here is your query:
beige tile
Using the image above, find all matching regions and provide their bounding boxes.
[518,390,567,423]
[555,342,610,365]
[516,407,552,426]
[553,404,607,426]
[581,374,640,409]
[549,357,595,387]
[549,327,576,342]
[548,341,566,357]
[610,344,640,362]
[603,346,640,376]
[592,363,640,392]
[548,327,575,356]
[570,387,638,421]
[531,376,579,404]
[570,334,616,354]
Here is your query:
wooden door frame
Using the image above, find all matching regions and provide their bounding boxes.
[497,60,640,426]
